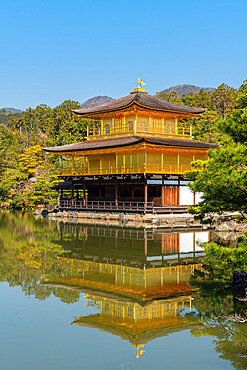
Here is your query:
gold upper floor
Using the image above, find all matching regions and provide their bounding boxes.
[87,110,192,140]
[58,143,207,177]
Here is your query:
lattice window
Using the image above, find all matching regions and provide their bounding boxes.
[128,121,133,131]
[140,121,147,131]
[153,119,162,132]
[105,124,110,134]
[167,124,174,134]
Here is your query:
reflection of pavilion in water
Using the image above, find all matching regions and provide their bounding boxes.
[47,224,209,357]
[56,222,210,268]
[73,294,196,358]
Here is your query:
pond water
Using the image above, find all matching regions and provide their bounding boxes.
[0,211,246,370]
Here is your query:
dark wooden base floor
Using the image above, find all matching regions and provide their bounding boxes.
[58,200,188,214]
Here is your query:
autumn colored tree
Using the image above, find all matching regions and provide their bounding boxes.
[19,144,45,177]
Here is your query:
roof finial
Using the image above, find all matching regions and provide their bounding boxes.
[136,346,145,358]
[137,78,146,88]
[131,78,147,93]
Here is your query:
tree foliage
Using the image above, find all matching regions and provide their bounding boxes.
[156,90,182,103]
[1,80,247,209]
[187,143,247,219]
[219,108,247,144]
[0,100,93,207]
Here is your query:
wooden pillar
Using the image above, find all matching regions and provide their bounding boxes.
[57,189,61,207]
[177,233,180,253]
[99,158,102,175]
[176,267,180,285]
[162,176,165,206]
[71,186,74,205]
[175,118,178,135]
[112,116,114,133]
[83,181,86,206]
[162,116,165,133]
[149,115,151,131]
[115,229,118,256]
[116,153,118,173]
[144,144,147,173]
[144,230,148,256]
[144,179,148,212]
[134,112,137,133]
[161,233,165,254]
[115,180,118,206]
[178,178,180,206]
[123,154,125,173]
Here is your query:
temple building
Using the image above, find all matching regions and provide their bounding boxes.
[43,80,217,213]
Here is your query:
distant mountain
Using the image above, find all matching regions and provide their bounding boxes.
[2,107,22,113]
[80,86,216,109]
[160,84,215,98]
[0,108,22,125]
[81,96,114,109]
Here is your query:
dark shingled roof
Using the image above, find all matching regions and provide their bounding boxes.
[43,136,218,153]
[73,92,206,117]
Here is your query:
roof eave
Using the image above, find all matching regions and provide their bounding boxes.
[72,101,206,118]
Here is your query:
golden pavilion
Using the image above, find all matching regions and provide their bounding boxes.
[43,80,217,213]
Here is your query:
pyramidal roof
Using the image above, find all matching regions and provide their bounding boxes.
[43,135,217,153]
[73,91,206,117]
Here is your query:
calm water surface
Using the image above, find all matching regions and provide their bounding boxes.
[0,211,246,370]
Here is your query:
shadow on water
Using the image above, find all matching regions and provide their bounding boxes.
[0,210,246,367]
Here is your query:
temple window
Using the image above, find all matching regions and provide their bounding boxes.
[167,124,174,134]
[105,124,110,134]
[153,119,162,132]
[128,121,133,131]
[140,121,147,132]
[115,119,122,132]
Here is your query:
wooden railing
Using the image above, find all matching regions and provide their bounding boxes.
[88,123,192,137]
[58,163,192,177]
[59,200,154,213]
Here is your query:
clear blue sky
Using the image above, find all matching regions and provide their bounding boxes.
[1,0,246,110]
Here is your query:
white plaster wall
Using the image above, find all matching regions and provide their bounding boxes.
[179,231,209,253]
[180,187,203,205]
[179,232,194,252]
[180,186,194,205]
